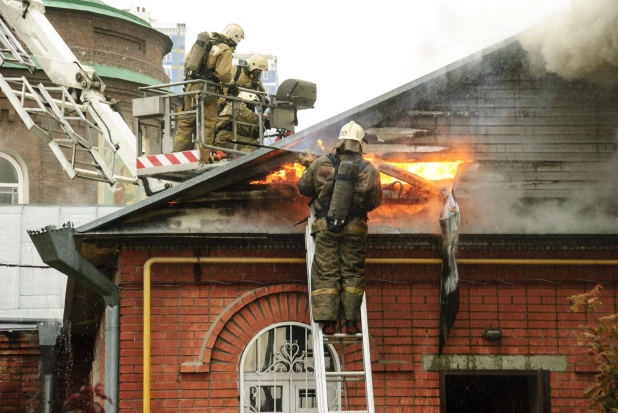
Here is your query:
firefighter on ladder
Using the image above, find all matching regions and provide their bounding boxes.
[173,23,244,162]
[297,121,383,335]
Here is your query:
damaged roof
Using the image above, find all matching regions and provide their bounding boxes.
[77,32,618,237]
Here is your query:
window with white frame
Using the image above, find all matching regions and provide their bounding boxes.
[240,322,341,412]
[0,153,24,204]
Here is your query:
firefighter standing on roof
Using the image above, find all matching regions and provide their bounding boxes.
[297,121,383,335]
[173,23,244,162]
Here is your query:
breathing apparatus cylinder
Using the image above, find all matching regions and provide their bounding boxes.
[326,160,360,233]
[185,32,214,74]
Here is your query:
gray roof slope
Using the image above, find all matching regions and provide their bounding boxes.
[77,35,521,234]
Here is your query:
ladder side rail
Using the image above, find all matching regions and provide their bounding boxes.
[0,16,35,69]
[360,295,375,413]
[305,211,330,413]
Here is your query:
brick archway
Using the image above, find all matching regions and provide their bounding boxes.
[180,284,310,373]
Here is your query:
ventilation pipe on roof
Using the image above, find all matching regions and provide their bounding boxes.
[28,224,119,413]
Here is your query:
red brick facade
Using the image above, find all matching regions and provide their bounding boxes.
[106,247,618,413]
[0,330,41,413]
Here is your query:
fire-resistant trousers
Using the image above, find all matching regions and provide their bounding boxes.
[173,83,219,163]
[311,229,366,322]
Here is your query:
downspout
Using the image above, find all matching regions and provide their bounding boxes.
[142,256,618,412]
[38,322,61,413]
[28,224,119,413]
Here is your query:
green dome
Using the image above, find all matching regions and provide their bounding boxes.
[42,0,151,27]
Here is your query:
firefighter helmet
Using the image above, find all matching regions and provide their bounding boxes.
[238,91,259,102]
[220,23,244,45]
[337,121,365,149]
[247,54,268,72]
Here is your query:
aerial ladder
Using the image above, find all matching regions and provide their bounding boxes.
[0,0,316,190]
[305,210,375,413]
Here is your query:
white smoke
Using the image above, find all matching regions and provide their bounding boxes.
[520,0,618,85]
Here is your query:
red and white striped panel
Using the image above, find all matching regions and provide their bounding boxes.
[136,150,200,176]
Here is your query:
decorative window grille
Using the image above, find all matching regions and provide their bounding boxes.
[240,322,341,413]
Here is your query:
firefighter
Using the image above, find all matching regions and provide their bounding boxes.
[297,121,383,335]
[214,91,268,152]
[218,54,268,110]
[173,23,244,162]
[230,54,268,93]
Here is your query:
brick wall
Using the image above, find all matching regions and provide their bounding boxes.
[46,9,170,83]
[104,247,618,413]
[0,330,41,413]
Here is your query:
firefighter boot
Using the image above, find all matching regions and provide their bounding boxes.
[322,321,337,335]
[345,321,360,335]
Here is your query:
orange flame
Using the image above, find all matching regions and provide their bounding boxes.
[317,139,325,151]
[376,161,463,184]
[250,163,305,184]
[250,160,464,186]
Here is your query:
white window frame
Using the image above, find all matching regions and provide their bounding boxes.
[0,152,25,204]
[239,322,341,413]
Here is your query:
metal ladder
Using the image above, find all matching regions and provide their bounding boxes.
[0,15,36,71]
[305,211,375,413]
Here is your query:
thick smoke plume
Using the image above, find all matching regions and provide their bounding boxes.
[520,0,618,85]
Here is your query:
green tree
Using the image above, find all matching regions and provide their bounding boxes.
[569,285,618,412]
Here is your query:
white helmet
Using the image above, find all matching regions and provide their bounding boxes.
[338,121,365,145]
[238,91,259,102]
[247,54,268,72]
[220,23,244,45]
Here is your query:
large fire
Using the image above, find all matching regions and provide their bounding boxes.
[375,161,463,184]
[250,160,463,185]
[250,163,305,184]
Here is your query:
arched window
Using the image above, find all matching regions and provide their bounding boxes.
[0,153,24,204]
[240,322,341,412]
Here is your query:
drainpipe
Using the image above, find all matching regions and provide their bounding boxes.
[142,256,618,413]
[28,224,119,413]
[38,322,61,413]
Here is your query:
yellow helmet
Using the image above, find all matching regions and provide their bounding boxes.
[238,91,259,102]
[220,23,244,45]
[338,121,365,145]
[247,54,268,72]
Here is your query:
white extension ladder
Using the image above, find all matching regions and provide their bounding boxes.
[305,211,375,413]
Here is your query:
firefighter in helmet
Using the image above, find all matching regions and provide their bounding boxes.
[228,53,268,95]
[173,23,244,162]
[297,121,383,334]
[214,91,268,152]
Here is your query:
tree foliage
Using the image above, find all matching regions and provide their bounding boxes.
[569,285,618,413]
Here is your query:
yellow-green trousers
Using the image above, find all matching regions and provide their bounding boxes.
[311,230,366,322]
[215,131,258,153]
[173,83,219,162]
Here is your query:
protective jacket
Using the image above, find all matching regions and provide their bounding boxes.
[205,37,234,85]
[235,65,265,92]
[215,102,260,138]
[297,152,383,235]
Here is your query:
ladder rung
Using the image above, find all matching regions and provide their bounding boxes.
[328,410,369,413]
[325,371,366,377]
[326,377,365,383]
[324,333,362,339]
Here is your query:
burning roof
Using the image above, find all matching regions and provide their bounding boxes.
[77,28,618,237]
